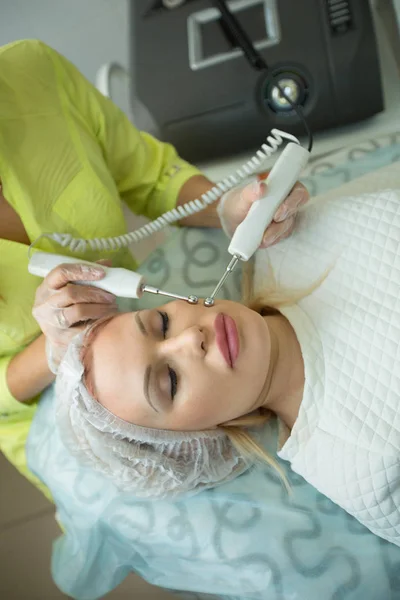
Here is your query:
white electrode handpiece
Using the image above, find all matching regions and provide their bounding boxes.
[229,142,310,260]
[28,252,198,303]
[28,252,145,298]
[204,142,310,306]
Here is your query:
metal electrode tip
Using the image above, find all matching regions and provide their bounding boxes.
[188,295,199,305]
[203,255,240,308]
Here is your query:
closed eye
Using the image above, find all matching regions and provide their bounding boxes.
[168,366,178,399]
[158,311,178,399]
[158,311,169,339]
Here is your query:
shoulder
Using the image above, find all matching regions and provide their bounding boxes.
[0,40,61,107]
[0,40,90,117]
[0,39,56,71]
[0,39,85,88]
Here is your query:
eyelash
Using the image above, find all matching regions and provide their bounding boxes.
[159,311,169,339]
[168,367,178,399]
[158,311,178,400]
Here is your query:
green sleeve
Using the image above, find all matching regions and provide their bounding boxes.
[0,354,29,415]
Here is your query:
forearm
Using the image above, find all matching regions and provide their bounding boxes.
[177,175,221,228]
[6,334,55,402]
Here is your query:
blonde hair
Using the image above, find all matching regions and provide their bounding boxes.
[218,411,290,490]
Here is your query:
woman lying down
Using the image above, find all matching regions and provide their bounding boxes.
[34,165,400,549]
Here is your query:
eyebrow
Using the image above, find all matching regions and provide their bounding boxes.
[144,365,159,413]
[135,312,159,413]
[135,311,147,336]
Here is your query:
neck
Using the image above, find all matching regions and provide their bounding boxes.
[260,313,304,429]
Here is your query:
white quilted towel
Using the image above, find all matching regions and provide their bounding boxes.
[254,162,400,546]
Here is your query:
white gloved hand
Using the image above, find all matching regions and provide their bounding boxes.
[217,177,310,247]
[32,260,118,373]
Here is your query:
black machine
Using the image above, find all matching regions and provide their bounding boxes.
[130,0,383,162]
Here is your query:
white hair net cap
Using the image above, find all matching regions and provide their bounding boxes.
[55,332,251,500]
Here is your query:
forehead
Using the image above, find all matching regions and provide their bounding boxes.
[93,312,134,344]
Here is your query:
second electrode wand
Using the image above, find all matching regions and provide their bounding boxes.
[204,141,310,307]
[28,252,199,304]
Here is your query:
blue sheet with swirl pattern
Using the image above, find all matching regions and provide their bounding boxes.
[27,134,400,600]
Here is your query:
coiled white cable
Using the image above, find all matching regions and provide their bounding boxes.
[34,129,299,254]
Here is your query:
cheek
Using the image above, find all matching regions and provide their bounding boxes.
[186,370,255,425]
[177,372,224,427]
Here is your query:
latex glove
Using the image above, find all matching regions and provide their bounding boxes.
[32,260,118,373]
[217,178,309,248]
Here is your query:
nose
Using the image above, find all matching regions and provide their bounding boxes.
[162,326,206,357]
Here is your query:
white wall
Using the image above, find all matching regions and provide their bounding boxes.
[0,0,131,113]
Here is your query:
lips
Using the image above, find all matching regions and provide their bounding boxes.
[214,313,240,367]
